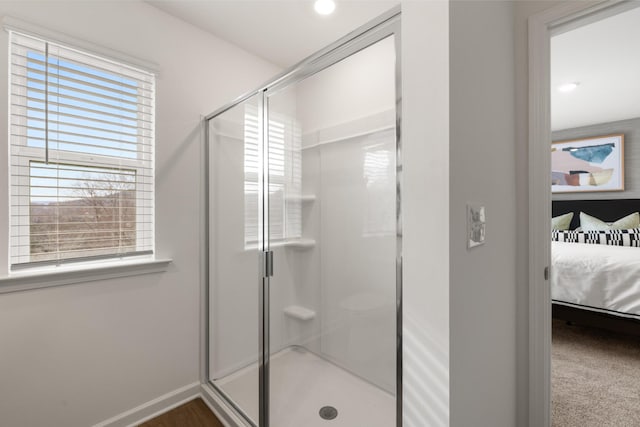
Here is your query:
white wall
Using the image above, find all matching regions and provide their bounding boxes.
[400,1,450,426]
[449,1,516,426]
[0,2,279,426]
[296,35,396,136]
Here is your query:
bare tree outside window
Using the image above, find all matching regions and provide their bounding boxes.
[29,162,137,262]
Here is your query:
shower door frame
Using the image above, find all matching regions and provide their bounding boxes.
[203,7,403,427]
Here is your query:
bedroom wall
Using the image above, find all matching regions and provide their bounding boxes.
[449,1,517,426]
[0,2,279,426]
[552,117,640,201]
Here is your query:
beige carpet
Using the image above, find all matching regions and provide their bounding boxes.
[552,319,640,427]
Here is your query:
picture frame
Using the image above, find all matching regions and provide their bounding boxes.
[551,134,624,193]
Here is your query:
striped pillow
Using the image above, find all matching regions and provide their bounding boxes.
[552,228,640,247]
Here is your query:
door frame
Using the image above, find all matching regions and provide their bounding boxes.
[527,1,633,426]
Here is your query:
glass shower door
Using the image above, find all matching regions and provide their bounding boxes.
[207,93,263,425]
[206,11,401,426]
[265,35,398,427]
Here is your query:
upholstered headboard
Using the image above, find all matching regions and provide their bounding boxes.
[552,199,640,230]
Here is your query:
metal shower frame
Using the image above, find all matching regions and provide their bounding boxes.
[203,6,402,427]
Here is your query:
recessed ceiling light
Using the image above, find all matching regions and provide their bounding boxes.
[558,82,579,93]
[314,0,336,15]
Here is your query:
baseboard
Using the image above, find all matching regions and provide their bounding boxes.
[93,381,201,427]
[200,383,249,427]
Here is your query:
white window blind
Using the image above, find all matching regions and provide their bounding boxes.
[362,130,396,237]
[9,31,155,268]
[243,105,301,245]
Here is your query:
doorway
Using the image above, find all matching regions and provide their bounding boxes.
[529,1,640,426]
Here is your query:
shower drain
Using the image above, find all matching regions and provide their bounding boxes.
[319,406,338,420]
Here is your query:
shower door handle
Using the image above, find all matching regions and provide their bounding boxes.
[264,251,274,278]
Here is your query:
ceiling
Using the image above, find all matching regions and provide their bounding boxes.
[146,0,398,69]
[551,6,640,131]
[147,2,640,133]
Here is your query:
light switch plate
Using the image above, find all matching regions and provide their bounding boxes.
[467,203,486,249]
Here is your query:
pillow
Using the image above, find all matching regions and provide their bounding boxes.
[552,228,640,247]
[551,212,573,230]
[580,211,640,231]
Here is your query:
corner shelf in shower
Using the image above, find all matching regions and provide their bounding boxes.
[245,239,315,251]
[245,239,316,251]
[284,305,316,321]
[282,238,316,249]
[285,194,317,203]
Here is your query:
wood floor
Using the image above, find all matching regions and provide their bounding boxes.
[139,398,224,427]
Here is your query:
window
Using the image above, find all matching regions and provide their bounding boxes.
[9,32,155,269]
[362,130,396,237]
[243,104,301,245]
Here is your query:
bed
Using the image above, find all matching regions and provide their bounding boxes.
[552,241,640,318]
[551,199,640,324]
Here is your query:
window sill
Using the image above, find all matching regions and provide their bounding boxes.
[0,258,172,294]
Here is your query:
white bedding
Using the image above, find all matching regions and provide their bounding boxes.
[551,241,640,318]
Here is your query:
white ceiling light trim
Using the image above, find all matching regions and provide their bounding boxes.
[314,0,336,15]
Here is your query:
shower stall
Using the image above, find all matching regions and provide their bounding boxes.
[204,9,401,427]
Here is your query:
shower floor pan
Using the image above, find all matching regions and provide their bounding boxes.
[214,346,395,427]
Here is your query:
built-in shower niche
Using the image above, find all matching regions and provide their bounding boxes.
[207,29,398,427]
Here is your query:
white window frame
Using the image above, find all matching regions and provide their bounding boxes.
[1,18,169,289]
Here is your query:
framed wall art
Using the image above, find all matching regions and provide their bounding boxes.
[551,134,624,193]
